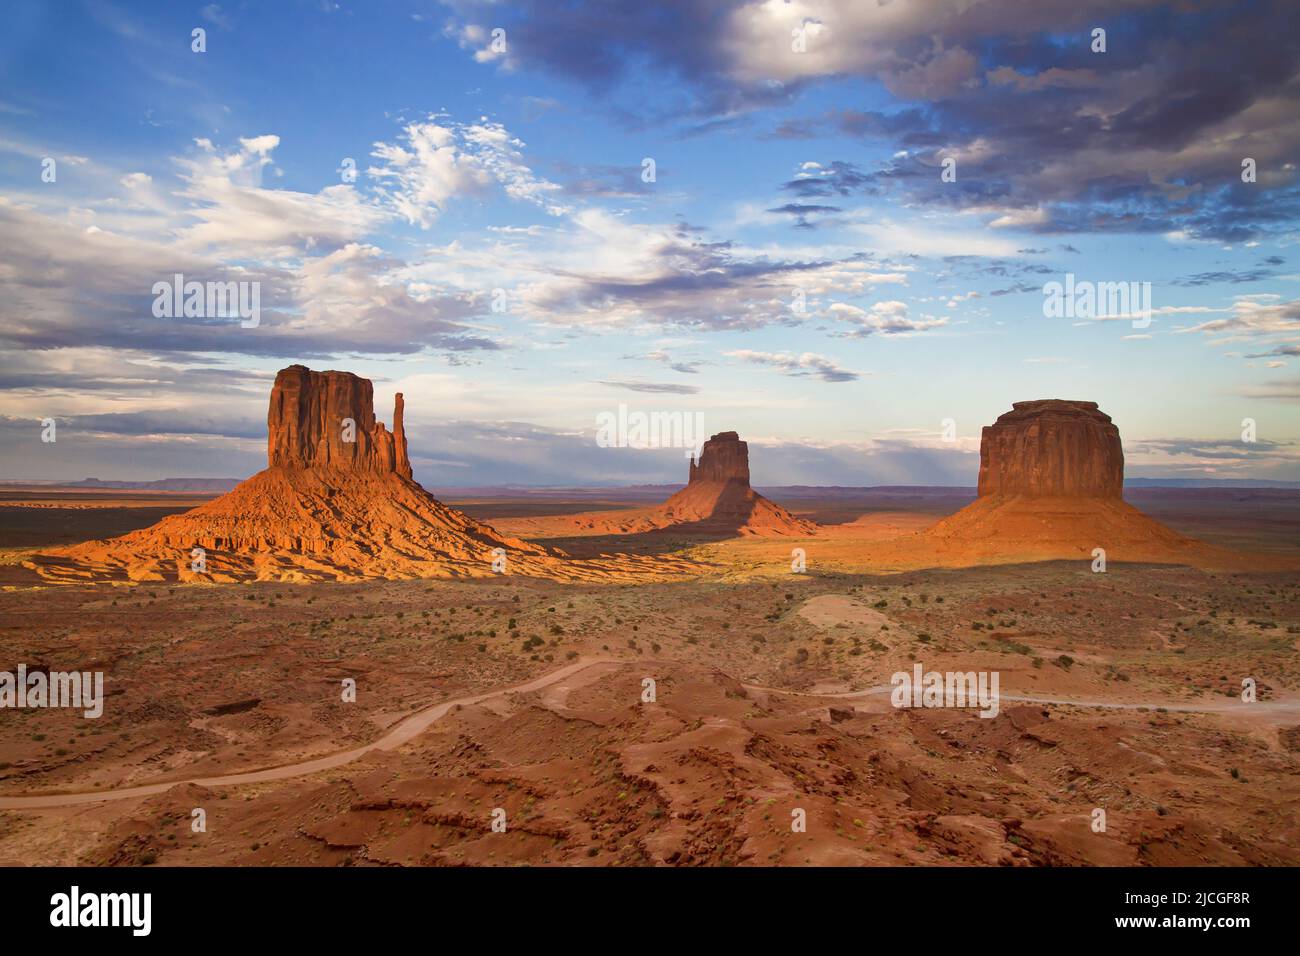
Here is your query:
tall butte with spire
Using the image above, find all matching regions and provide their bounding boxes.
[266,365,412,478]
[28,365,557,583]
[563,430,815,537]
[658,431,813,535]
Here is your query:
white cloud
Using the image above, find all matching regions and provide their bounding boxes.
[174,136,386,256]
[828,300,947,336]
[368,117,566,228]
[1175,296,1300,344]
[849,218,1021,257]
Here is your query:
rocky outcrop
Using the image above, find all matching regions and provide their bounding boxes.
[688,431,750,486]
[906,398,1249,569]
[552,430,814,537]
[267,365,411,479]
[27,365,583,583]
[656,431,813,535]
[978,400,1123,499]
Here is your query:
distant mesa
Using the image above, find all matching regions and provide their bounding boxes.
[917,398,1236,567]
[25,365,569,583]
[67,477,243,493]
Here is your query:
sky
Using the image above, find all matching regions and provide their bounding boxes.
[1,0,1298,487]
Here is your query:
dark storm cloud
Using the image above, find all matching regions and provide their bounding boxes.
[441,0,1300,241]
[443,0,783,117]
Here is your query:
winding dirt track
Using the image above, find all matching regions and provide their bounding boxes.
[1,657,1292,810]
[0,657,612,810]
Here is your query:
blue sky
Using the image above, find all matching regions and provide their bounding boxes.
[1,0,1298,486]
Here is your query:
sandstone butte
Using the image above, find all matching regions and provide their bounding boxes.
[20,388,1287,583]
[24,366,599,583]
[914,399,1256,568]
[564,431,817,537]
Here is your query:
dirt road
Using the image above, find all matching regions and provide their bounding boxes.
[1,657,1291,810]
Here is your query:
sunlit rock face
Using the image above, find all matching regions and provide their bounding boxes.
[267,365,411,479]
[688,431,751,486]
[978,400,1124,499]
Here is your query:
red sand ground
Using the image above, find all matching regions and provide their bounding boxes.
[19,469,701,584]
[0,488,1297,867]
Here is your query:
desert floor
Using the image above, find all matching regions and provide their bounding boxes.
[0,486,1296,866]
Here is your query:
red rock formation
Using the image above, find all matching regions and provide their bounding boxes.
[911,398,1230,567]
[978,400,1123,499]
[267,365,411,478]
[664,431,812,534]
[26,365,575,583]
[565,430,814,537]
[688,431,750,486]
